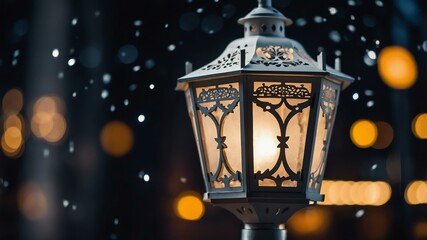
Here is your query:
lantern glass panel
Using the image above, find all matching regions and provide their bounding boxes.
[195,82,242,189]
[308,81,340,192]
[252,81,312,187]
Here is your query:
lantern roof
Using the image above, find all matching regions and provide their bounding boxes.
[178,0,354,89]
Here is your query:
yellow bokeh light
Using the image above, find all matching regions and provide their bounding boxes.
[339,181,354,205]
[43,113,67,142]
[4,114,23,131]
[17,182,48,221]
[374,181,392,206]
[31,96,67,143]
[3,127,22,150]
[405,181,427,205]
[350,119,378,148]
[2,88,23,115]
[33,96,60,115]
[320,180,391,206]
[412,113,427,139]
[174,191,205,221]
[287,207,331,237]
[378,46,417,89]
[31,113,54,138]
[100,121,134,157]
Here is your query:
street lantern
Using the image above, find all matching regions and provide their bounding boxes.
[177,0,354,239]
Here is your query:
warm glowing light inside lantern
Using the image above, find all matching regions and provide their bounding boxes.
[252,82,311,187]
[195,83,242,188]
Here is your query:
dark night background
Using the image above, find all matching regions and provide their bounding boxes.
[0,0,427,239]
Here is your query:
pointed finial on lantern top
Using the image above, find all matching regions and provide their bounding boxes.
[238,0,292,37]
[258,0,272,7]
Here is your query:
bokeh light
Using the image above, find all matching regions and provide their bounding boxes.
[412,113,427,139]
[79,47,102,68]
[179,12,200,31]
[117,44,138,64]
[100,121,134,157]
[174,191,205,221]
[405,180,427,205]
[287,207,331,237]
[17,182,48,221]
[378,46,417,89]
[4,114,24,131]
[372,121,394,149]
[2,88,23,115]
[320,180,391,206]
[31,96,67,142]
[1,126,24,158]
[3,127,22,150]
[350,119,378,148]
[414,221,427,239]
[201,14,224,34]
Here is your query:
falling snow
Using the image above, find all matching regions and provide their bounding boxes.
[52,49,59,58]
[103,73,112,84]
[68,58,76,66]
[355,209,365,218]
[101,89,109,99]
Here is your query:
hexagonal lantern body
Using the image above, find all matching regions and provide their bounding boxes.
[177,0,353,238]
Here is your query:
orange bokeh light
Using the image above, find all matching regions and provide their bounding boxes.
[100,121,134,157]
[174,191,205,221]
[378,46,417,90]
[350,119,378,148]
[412,113,427,139]
[31,96,67,143]
[2,88,23,115]
[17,182,48,221]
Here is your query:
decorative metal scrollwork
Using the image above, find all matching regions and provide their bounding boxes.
[253,83,312,187]
[253,83,311,98]
[196,85,241,189]
[202,50,240,70]
[309,84,338,190]
[250,46,309,67]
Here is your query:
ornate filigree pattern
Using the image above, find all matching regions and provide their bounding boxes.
[320,85,337,129]
[250,46,309,67]
[253,83,311,99]
[308,83,339,191]
[198,86,239,103]
[202,50,240,71]
[196,85,242,190]
[253,82,312,187]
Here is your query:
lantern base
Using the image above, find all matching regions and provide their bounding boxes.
[241,223,286,240]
